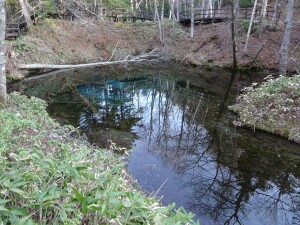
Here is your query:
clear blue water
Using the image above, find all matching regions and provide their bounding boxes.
[11,66,300,225]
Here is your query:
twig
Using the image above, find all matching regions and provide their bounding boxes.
[108,42,119,61]
[252,43,265,62]
[149,178,168,197]
[240,44,264,70]
[291,42,300,53]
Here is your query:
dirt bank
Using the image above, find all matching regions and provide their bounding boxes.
[5,17,300,79]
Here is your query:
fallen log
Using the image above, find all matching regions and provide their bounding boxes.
[17,49,162,70]
[64,78,99,114]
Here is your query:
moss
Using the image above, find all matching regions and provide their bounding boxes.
[239,63,265,71]
[191,60,201,66]
[7,69,24,81]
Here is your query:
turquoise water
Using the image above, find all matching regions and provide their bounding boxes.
[10,65,300,225]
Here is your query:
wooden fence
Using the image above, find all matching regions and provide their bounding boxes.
[179,7,280,24]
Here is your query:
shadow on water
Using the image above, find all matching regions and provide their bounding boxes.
[9,65,300,225]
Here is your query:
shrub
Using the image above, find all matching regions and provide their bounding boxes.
[229,75,300,143]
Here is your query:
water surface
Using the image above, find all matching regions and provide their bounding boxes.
[10,65,300,225]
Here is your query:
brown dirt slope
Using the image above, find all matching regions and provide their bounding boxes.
[5,13,300,79]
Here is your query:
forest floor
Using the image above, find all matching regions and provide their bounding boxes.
[5,15,300,80]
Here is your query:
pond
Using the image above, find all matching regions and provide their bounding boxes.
[10,64,300,225]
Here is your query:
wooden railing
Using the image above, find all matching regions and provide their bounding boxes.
[107,9,155,22]
[5,23,20,39]
[179,7,280,24]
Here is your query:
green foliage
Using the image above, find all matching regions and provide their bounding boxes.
[240,20,256,33]
[36,0,57,19]
[6,0,17,5]
[229,75,300,143]
[42,0,56,12]
[103,0,130,9]
[163,20,185,39]
[240,0,252,8]
[0,93,197,224]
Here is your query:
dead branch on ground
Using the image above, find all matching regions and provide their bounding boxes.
[17,49,163,70]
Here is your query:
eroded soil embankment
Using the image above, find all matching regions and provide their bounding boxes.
[5,18,300,80]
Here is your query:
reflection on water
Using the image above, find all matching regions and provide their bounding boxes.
[77,81,136,131]
[9,67,300,225]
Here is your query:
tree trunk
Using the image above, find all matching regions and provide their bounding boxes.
[148,0,152,11]
[279,0,294,76]
[161,0,164,20]
[18,49,162,70]
[271,0,281,28]
[99,0,103,19]
[155,0,164,45]
[231,0,238,69]
[261,0,268,18]
[176,0,180,20]
[169,0,176,20]
[136,0,144,10]
[0,0,6,104]
[19,0,32,29]
[190,0,194,38]
[234,0,239,44]
[131,0,134,11]
[168,0,172,19]
[244,0,258,52]
[201,0,205,18]
[208,0,213,18]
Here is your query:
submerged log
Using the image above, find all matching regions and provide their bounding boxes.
[64,78,99,114]
[17,49,162,70]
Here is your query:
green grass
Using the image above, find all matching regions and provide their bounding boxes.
[0,93,197,225]
[229,75,300,143]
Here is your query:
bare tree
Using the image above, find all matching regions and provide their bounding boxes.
[270,0,281,28]
[19,0,32,29]
[279,0,294,76]
[131,0,134,10]
[231,0,239,68]
[190,0,194,38]
[155,0,164,45]
[99,0,103,19]
[161,0,165,20]
[176,0,180,20]
[261,0,268,18]
[244,0,258,52]
[0,0,6,104]
[169,0,176,19]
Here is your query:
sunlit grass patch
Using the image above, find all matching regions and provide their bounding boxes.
[229,75,300,143]
[0,93,197,224]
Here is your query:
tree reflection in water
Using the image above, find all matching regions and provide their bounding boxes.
[123,75,300,225]
[14,70,300,225]
[75,75,300,225]
[76,75,300,224]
